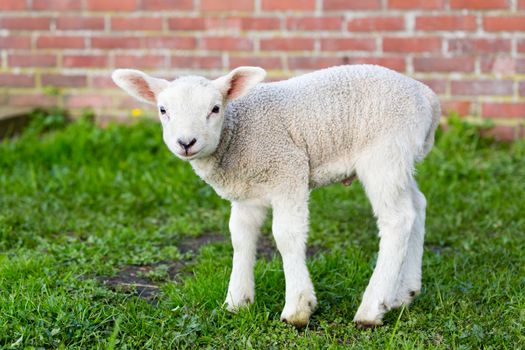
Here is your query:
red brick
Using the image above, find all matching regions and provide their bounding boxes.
[0,36,31,49]
[260,38,314,51]
[451,80,513,96]
[519,39,525,53]
[383,37,441,53]
[32,0,81,10]
[418,79,447,94]
[203,17,242,31]
[321,38,376,51]
[168,17,206,31]
[87,0,137,11]
[41,74,87,87]
[286,17,343,31]
[91,75,116,89]
[414,57,475,72]
[201,0,254,11]
[482,103,525,118]
[481,125,521,141]
[288,57,344,69]
[448,38,510,54]
[115,96,146,109]
[8,54,57,67]
[481,57,518,74]
[0,0,27,10]
[520,0,525,9]
[56,16,105,30]
[111,17,163,31]
[263,0,315,10]
[143,36,196,49]
[484,16,525,31]
[324,0,381,10]
[441,100,472,116]
[347,16,404,32]
[91,36,141,49]
[141,0,193,10]
[342,57,406,71]
[450,0,508,9]
[388,0,444,8]
[0,17,51,30]
[115,54,166,69]
[229,56,282,69]
[416,15,476,31]
[171,55,223,69]
[0,74,34,88]
[519,60,525,75]
[239,17,281,30]
[9,94,58,107]
[66,94,114,108]
[202,37,253,51]
[63,55,108,68]
[36,35,85,49]
[519,81,525,96]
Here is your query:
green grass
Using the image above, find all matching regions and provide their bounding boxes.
[1,115,524,349]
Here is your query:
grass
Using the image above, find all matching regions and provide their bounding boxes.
[0,114,524,349]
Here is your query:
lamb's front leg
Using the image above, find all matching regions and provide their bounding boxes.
[225,202,267,311]
[272,193,317,328]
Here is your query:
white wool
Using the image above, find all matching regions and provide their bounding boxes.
[112,65,441,328]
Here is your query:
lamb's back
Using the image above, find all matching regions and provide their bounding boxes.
[233,65,433,170]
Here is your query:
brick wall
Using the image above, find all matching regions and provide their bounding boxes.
[1,0,524,139]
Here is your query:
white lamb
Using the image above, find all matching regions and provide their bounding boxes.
[112,65,441,328]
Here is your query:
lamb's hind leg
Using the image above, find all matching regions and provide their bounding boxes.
[353,154,416,328]
[393,180,426,307]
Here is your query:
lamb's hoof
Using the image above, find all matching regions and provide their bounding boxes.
[354,319,382,329]
[280,292,317,328]
[353,300,388,328]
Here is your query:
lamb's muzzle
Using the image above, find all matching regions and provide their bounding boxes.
[177,137,197,153]
[112,64,441,328]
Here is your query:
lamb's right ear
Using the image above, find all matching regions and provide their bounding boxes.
[112,69,169,105]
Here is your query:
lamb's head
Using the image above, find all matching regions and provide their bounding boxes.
[112,67,266,160]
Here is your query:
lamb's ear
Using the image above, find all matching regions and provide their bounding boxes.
[112,69,169,105]
[213,66,266,100]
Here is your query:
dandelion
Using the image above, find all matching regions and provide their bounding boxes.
[131,108,142,118]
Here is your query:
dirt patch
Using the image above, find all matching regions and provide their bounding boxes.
[257,233,278,260]
[100,233,225,300]
[177,232,225,254]
[0,108,31,139]
[102,264,164,300]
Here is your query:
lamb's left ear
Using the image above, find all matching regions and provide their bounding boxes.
[112,69,169,105]
[213,66,266,100]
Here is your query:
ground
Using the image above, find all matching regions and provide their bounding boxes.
[0,114,524,349]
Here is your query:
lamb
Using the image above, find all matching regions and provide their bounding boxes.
[112,64,441,328]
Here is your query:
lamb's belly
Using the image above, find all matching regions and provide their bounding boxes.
[309,156,356,189]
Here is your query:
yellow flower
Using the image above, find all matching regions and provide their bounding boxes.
[131,108,143,118]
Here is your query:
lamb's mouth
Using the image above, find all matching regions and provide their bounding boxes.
[176,150,201,160]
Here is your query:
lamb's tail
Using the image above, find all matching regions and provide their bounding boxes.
[418,84,441,160]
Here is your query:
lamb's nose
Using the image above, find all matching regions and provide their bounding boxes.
[178,138,197,151]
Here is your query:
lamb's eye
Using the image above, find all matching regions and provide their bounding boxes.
[211,105,220,114]
[159,106,166,115]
